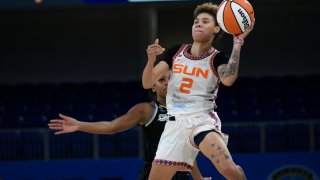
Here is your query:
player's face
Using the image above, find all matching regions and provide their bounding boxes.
[192,13,219,43]
[154,71,170,98]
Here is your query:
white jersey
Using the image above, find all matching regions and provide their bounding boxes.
[167,44,220,116]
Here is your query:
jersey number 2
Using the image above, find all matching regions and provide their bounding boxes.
[180,77,193,94]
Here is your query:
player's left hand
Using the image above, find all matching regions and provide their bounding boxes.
[234,18,255,40]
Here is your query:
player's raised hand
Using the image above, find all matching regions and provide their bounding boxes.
[146,38,165,63]
[48,114,79,135]
[234,18,255,41]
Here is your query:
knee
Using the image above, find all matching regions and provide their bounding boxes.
[220,164,246,180]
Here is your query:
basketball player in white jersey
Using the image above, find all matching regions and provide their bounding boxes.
[142,3,254,180]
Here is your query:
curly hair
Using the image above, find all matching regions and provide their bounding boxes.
[193,2,218,20]
[193,2,224,41]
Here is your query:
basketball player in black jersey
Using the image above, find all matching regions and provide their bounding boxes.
[48,71,211,180]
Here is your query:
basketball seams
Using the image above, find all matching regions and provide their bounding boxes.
[224,1,233,34]
[216,0,254,35]
[229,1,243,34]
[233,0,254,16]
[217,0,229,34]
[222,1,242,34]
[232,1,249,14]
[231,1,252,32]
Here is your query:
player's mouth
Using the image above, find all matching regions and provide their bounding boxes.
[194,28,203,32]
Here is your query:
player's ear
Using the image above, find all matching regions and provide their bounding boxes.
[214,25,221,34]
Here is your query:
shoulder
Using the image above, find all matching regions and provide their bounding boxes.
[130,102,154,112]
[163,44,182,52]
[215,51,229,62]
[163,44,183,57]
[162,44,183,67]
[131,102,157,125]
[213,51,229,69]
[169,44,182,51]
[126,102,155,124]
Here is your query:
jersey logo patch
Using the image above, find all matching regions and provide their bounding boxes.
[158,114,171,122]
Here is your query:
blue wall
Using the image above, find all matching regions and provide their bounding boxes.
[0,158,142,180]
[197,152,320,180]
[0,152,319,180]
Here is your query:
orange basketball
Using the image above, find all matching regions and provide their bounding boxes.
[217,0,255,35]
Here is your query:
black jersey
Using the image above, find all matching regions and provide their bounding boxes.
[142,101,168,164]
[139,101,190,180]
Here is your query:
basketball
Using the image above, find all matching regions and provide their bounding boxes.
[217,0,255,35]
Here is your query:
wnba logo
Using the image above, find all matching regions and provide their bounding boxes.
[268,165,319,180]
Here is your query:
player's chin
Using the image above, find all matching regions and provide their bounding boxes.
[192,34,207,42]
[192,32,201,39]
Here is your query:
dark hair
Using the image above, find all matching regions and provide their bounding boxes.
[193,2,224,42]
[193,2,218,20]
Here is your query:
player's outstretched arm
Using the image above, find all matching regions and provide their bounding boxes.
[48,103,148,135]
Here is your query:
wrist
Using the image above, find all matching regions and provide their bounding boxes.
[75,120,82,131]
[146,59,155,66]
[233,37,244,45]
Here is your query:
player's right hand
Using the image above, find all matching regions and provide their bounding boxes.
[48,114,79,135]
[146,38,165,63]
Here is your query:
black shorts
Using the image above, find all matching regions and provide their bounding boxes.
[139,162,190,180]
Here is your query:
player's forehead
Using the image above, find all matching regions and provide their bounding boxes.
[195,13,213,20]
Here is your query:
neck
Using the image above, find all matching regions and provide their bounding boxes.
[156,97,166,107]
[190,42,213,57]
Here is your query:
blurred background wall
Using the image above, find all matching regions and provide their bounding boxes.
[0,0,319,84]
[0,0,320,179]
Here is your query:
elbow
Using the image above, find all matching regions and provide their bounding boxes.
[223,81,234,87]
[142,83,148,89]
[107,131,116,135]
[142,81,152,89]
[221,74,238,86]
[106,128,117,135]
[221,79,236,87]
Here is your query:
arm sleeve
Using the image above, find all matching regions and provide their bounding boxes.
[161,44,181,69]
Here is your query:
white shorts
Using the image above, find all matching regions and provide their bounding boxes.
[153,110,228,171]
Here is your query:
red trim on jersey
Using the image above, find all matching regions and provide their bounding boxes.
[172,44,188,63]
[212,82,219,105]
[209,50,221,109]
[210,50,220,78]
[183,44,216,60]
[189,125,200,150]
[209,111,219,123]
[152,159,193,171]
